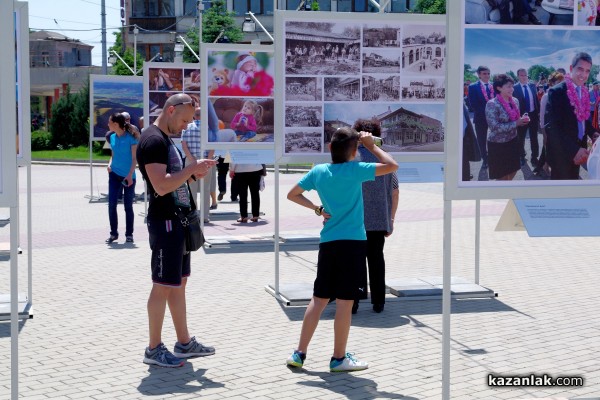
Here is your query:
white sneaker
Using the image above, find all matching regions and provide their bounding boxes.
[329,352,368,372]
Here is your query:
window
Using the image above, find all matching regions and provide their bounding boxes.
[234,0,274,15]
[337,0,373,12]
[132,0,174,17]
[390,0,416,12]
[183,0,198,15]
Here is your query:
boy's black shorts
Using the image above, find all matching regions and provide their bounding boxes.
[313,240,367,300]
[147,218,191,287]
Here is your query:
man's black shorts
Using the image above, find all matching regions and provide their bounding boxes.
[147,218,191,286]
[313,240,367,300]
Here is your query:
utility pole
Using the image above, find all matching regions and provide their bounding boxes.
[101,0,107,74]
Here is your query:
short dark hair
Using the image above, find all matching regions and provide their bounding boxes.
[110,112,127,129]
[571,52,592,68]
[492,74,514,94]
[477,66,490,74]
[352,118,381,137]
[330,127,359,164]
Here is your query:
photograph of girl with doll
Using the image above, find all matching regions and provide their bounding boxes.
[207,50,275,97]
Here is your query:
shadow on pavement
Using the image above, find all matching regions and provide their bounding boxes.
[296,370,419,399]
[0,320,28,338]
[138,364,224,396]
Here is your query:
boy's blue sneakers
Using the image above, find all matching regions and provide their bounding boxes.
[286,350,306,368]
[329,352,368,372]
[143,343,184,368]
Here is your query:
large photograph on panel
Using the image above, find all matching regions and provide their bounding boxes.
[145,64,200,131]
[91,75,143,140]
[204,48,275,144]
[282,17,446,156]
[462,1,600,184]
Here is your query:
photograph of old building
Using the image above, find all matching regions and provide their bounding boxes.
[362,49,401,73]
[324,77,360,101]
[324,102,443,152]
[401,77,445,101]
[402,24,446,76]
[285,104,322,127]
[375,105,444,152]
[285,21,361,75]
[362,75,401,101]
[285,130,322,153]
[285,77,323,101]
[362,25,402,47]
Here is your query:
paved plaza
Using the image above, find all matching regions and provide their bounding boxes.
[1,163,599,399]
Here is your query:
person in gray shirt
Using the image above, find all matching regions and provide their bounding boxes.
[352,119,399,313]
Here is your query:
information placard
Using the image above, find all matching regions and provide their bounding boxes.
[514,198,600,236]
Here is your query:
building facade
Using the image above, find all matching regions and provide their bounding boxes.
[29,31,102,130]
[122,0,421,61]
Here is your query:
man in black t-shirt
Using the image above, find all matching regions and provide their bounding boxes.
[136,93,218,368]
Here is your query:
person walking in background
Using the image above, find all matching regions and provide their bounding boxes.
[181,107,217,223]
[121,111,141,138]
[105,112,139,244]
[485,74,530,181]
[230,163,263,223]
[136,93,217,368]
[286,128,397,372]
[216,156,229,201]
[468,66,494,169]
[352,119,399,314]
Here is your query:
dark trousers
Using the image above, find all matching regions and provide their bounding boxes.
[517,111,540,159]
[230,175,239,201]
[237,170,262,218]
[474,119,488,162]
[216,159,229,194]
[108,171,136,237]
[366,231,386,305]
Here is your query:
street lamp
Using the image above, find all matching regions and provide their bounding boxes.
[133,25,139,75]
[245,12,273,43]
[242,17,256,33]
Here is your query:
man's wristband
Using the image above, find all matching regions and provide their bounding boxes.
[314,205,324,216]
[191,174,197,181]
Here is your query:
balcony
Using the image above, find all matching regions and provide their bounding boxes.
[129,16,177,31]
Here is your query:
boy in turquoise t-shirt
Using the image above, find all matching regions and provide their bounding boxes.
[286,127,398,372]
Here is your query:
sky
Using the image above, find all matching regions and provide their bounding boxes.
[465,27,600,76]
[27,0,122,67]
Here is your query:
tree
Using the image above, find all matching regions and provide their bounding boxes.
[414,0,446,14]
[108,31,143,76]
[527,65,553,82]
[49,81,89,148]
[182,0,243,62]
[464,64,477,83]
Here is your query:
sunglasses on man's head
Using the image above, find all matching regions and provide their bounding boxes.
[170,100,193,107]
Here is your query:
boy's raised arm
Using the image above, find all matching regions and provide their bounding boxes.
[358,131,398,176]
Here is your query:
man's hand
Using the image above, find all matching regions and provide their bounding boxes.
[574,148,590,166]
[193,158,218,178]
[358,131,375,149]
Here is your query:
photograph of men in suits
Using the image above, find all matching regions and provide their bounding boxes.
[514,68,540,167]
[467,66,493,169]
[545,52,599,180]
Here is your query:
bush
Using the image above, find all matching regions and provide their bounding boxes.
[31,130,53,151]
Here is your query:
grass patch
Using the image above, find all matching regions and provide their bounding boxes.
[32,145,110,162]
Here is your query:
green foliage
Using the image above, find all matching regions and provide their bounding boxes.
[48,81,90,149]
[311,0,320,10]
[31,130,52,151]
[414,0,446,14]
[109,31,144,76]
[464,64,477,84]
[183,0,243,63]
[528,65,553,82]
[588,64,600,85]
